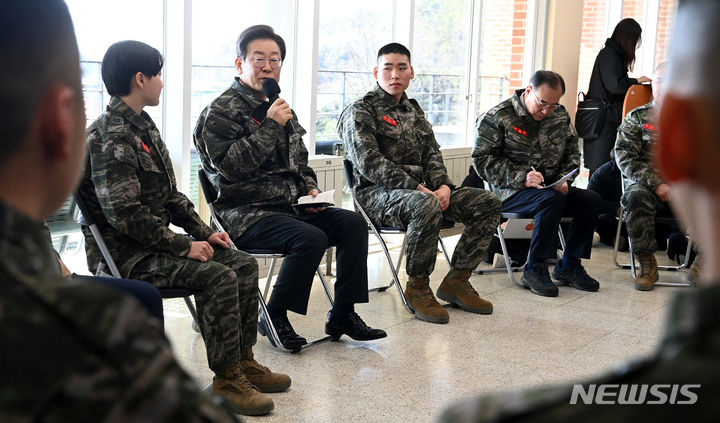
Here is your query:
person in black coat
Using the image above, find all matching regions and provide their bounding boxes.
[584,18,651,176]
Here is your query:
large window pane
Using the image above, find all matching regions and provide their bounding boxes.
[654,0,677,68]
[413,0,472,147]
[476,0,528,117]
[315,0,393,154]
[577,0,608,96]
[66,0,164,130]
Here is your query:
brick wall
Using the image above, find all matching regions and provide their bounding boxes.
[621,0,645,20]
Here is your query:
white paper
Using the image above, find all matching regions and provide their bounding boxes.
[293,190,335,207]
[542,168,579,189]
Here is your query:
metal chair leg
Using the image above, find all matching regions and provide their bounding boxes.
[438,236,452,267]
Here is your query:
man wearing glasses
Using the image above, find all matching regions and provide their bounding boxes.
[194,25,386,353]
[473,70,601,297]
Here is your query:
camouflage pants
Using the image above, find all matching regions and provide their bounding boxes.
[360,186,501,277]
[621,183,671,255]
[129,247,258,373]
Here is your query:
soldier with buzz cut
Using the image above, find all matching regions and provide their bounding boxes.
[615,63,676,291]
[338,42,502,325]
[79,39,289,416]
[193,25,386,352]
[0,1,238,421]
[473,70,601,298]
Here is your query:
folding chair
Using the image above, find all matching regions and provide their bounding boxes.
[342,159,454,315]
[73,193,201,332]
[622,84,653,118]
[197,168,334,352]
[476,177,568,288]
[612,195,694,287]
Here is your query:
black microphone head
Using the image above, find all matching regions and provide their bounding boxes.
[262,78,281,102]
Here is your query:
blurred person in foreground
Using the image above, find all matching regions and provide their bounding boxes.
[0,1,239,421]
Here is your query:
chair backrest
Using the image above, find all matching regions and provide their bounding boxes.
[342,159,356,190]
[622,84,653,120]
[197,167,219,204]
[73,193,122,278]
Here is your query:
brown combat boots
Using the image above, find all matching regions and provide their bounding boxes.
[240,347,291,393]
[635,253,659,291]
[404,276,449,324]
[437,269,493,314]
[212,363,274,416]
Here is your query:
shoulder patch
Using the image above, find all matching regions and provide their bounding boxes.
[108,115,125,134]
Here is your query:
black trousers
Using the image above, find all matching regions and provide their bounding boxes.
[501,187,600,262]
[234,208,369,315]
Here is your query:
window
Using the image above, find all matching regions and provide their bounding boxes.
[412,0,473,147]
[577,0,678,97]
[577,0,608,95]
[476,0,529,115]
[66,0,164,130]
[654,0,677,68]
[315,0,393,154]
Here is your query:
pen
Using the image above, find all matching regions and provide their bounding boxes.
[531,166,545,188]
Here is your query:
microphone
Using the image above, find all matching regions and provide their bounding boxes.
[262,78,281,103]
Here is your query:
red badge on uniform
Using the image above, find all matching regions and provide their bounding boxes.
[141,142,151,154]
[512,126,528,136]
[643,123,657,131]
[383,115,397,126]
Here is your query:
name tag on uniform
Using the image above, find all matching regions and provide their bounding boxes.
[643,123,657,131]
[383,115,397,126]
[512,126,527,136]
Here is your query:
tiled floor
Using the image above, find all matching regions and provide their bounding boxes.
[163,236,691,422]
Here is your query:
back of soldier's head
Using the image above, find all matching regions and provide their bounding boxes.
[666,0,720,116]
[0,0,81,164]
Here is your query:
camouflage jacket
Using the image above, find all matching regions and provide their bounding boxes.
[79,97,214,276]
[0,200,236,422]
[472,89,580,202]
[436,284,720,421]
[614,102,662,190]
[193,78,318,236]
[337,84,454,203]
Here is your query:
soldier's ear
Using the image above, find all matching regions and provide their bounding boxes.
[656,94,698,182]
[235,57,243,75]
[409,66,414,80]
[40,83,77,161]
[373,66,379,80]
[133,72,145,90]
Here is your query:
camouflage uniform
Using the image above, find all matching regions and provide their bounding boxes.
[194,78,318,236]
[473,89,600,262]
[435,285,720,422]
[615,102,669,255]
[194,78,369,314]
[338,84,501,277]
[79,96,259,373]
[0,200,237,422]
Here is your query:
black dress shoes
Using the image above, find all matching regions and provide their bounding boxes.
[325,311,387,341]
[258,312,306,353]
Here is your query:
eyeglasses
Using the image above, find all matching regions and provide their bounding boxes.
[531,91,561,109]
[248,57,283,69]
